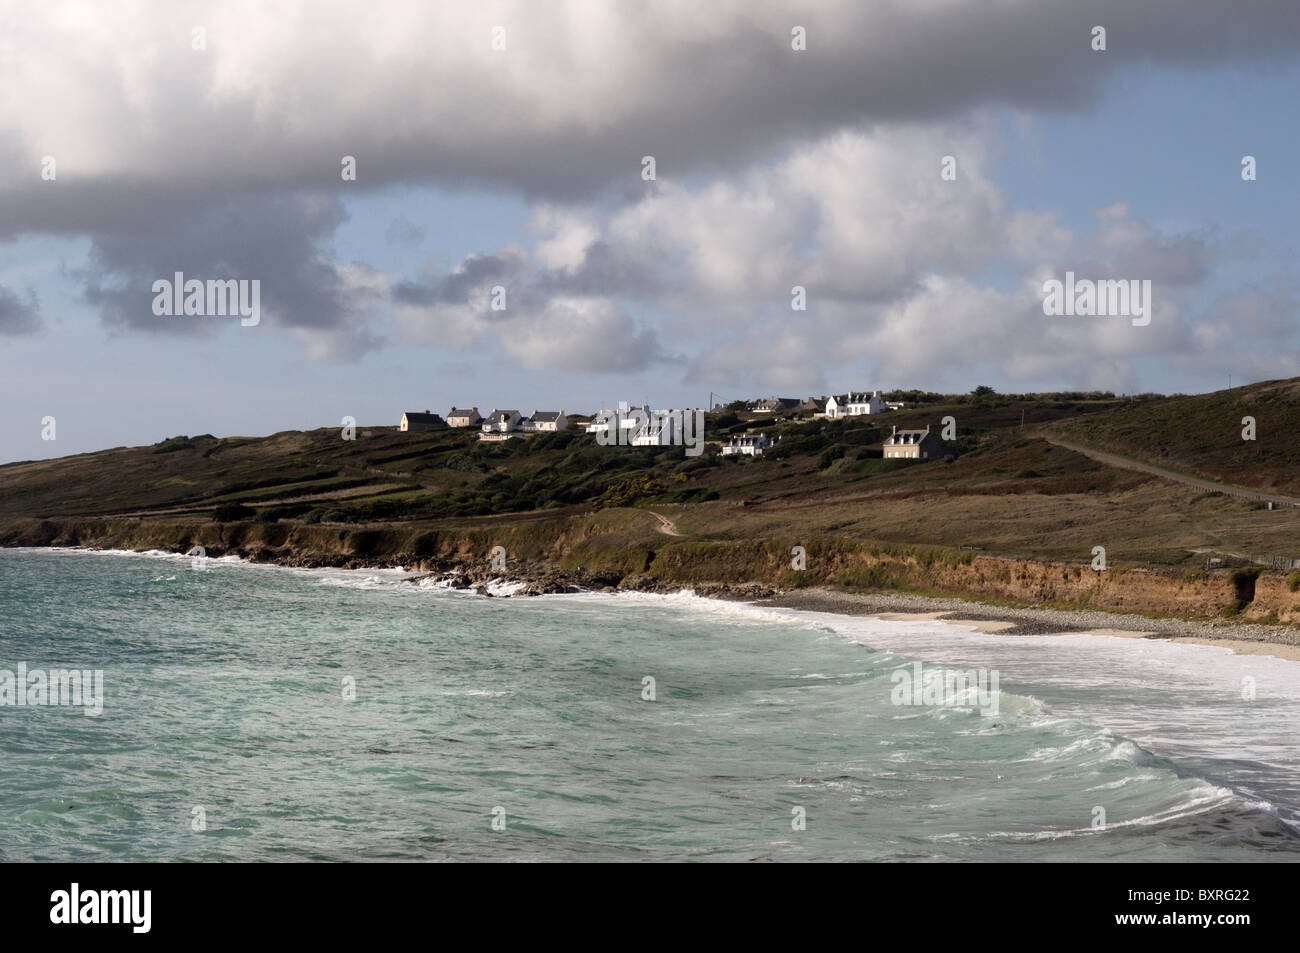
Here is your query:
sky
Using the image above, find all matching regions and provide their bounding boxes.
[2,1,1299,462]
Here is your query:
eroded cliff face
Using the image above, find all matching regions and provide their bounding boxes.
[819,552,1300,625]
[4,516,1297,626]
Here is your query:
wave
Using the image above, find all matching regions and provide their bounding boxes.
[931,781,1242,843]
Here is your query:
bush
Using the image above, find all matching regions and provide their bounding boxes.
[1289,571,1300,593]
[153,435,196,454]
[817,446,846,470]
[256,503,315,523]
[213,502,255,522]
[1228,566,1262,604]
[592,476,670,510]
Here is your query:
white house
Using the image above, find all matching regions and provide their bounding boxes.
[631,411,677,446]
[585,410,613,435]
[586,402,653,438]
[586,402,705,449]
[722,433,770,456]
[825,391,887,418]
[524,411,567,432]
[479,409,523,441]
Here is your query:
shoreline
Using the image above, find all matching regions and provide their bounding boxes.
[753,588,1300,662]
[13,543,1300,663]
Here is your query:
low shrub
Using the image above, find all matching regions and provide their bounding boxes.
[213,502,255,522]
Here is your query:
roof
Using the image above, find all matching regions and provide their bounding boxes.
[827,391,882,405]
[447,407,479,417]
[486,409,521,422]
[885,428,932,445]
[531,411,563,422]
[727,433,768,445]
[402,411,444,423]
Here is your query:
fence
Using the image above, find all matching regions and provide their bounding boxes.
[1206,555,1300,571]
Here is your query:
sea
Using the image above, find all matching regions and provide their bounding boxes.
[1,546,1297,862]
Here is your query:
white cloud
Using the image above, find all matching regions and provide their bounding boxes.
[499,296,662,371]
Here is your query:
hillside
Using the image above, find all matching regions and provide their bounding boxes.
[0,392,1143,524]
[1043,378,1300,495]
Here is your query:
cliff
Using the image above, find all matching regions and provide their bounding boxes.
[6,512,1298,627]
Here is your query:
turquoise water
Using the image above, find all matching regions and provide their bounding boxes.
[1,547,1297,861]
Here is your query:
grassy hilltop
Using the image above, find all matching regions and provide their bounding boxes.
[1044,377,1300,495]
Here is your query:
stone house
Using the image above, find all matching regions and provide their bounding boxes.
[446,407,482,428]
[883,425,944,460]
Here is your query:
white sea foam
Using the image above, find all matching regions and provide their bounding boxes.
[546,587,816,629]
[434,689,512,697]
[982,783,1241,842]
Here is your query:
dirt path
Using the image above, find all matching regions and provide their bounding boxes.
[1041,436,1300,507]
[648,511,682,536]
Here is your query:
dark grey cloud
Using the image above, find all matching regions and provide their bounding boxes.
[393,253,524,307]
[535,241,672,299]
[0,285,40,335]
[75,192,382,352]
[2,1,1298,226]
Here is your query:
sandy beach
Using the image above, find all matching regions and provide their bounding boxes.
[757,588,1300,663]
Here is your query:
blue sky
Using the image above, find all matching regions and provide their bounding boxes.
[3,2,1299,463]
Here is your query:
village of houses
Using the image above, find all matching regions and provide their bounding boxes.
[399,391,947,460]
